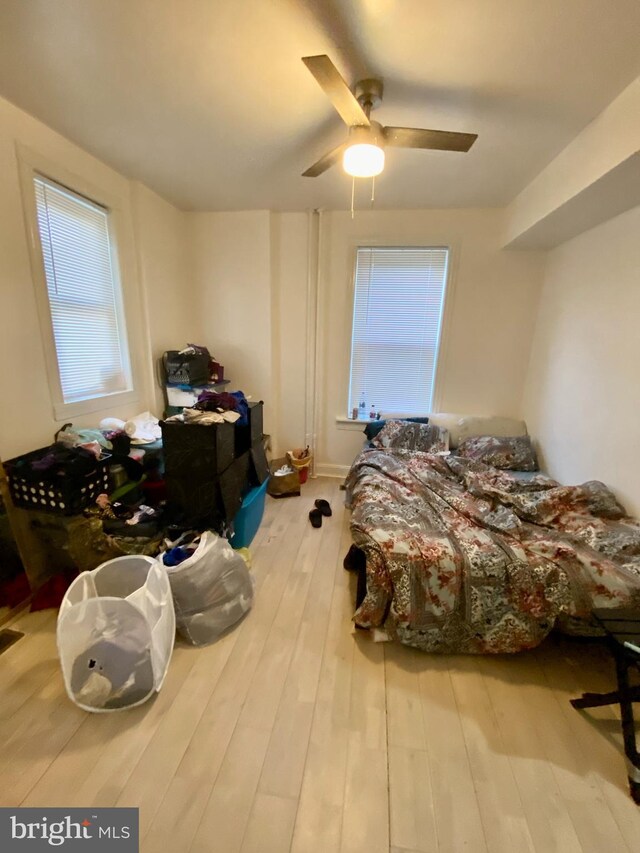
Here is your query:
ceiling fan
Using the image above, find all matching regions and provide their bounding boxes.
[301,55,478,179]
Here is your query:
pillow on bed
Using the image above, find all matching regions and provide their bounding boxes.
[456,435,538,471]
[363,416,429,441]
[371,420,449,452]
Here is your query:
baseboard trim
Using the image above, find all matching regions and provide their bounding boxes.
[313,464,350,479]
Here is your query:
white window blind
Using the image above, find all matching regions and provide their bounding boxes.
[34,175,132,405]
[348,246,449,417]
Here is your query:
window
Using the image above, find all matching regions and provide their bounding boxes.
[32,174,133,408]
[348,246,449,417]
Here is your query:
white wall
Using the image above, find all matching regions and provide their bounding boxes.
[522,205,640,516]
[189,211,276,440]
[504,76,640,248]
[316,209,544,472]
[0,95,189,461]
[188,207,545,472]
[132,182,195,414]
[270,212,309,458]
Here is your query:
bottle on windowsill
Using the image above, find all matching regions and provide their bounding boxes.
[358,391,366,420]
[369,404,376,420]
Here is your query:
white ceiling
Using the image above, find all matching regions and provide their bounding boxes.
[0,0,639,211]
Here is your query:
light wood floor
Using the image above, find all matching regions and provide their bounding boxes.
[1,477,639,852]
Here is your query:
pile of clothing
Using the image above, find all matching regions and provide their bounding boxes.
[166,390,249,427]
[14,443,101,482]
[85,493,161,535]
[162,529,201,566]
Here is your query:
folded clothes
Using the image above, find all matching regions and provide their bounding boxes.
[184,408,240,424]
[166,408,241,425]
[196,390,249,426]
[195,391,238,412]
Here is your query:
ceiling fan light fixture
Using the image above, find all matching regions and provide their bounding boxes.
[343,143,385,178]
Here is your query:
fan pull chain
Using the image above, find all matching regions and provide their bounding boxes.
[371,175,376,206]
[351,176,355,219]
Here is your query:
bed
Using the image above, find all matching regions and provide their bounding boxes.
[344,415,640,654]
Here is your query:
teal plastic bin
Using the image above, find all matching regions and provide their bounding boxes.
[229,477,270,549]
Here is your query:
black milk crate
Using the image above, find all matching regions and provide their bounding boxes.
[235,401,264,457]
[161,419,235,476]
[4,447,110,515]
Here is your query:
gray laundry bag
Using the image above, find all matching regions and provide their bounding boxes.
[57,555,176,712]
[165,531,253,646]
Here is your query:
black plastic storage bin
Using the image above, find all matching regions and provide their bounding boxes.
[163,350,210,386]
[235,401,264,457]
[165,451,250,529]
[161,420,235,476]
[4,447,110,515]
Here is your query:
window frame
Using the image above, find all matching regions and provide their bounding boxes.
[17,145,141,421]
[344,243,454,420]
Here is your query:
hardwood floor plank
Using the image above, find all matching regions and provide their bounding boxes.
[239,793,298,853]
[417,655,488,853]
[258,486,344,798]
[477,654,584,853]
[290,504,356,853]
[385,641,428,751]
[448,657,537,853]
[341,739,388,853]
[388,746,437,853]
[188,725,271,853]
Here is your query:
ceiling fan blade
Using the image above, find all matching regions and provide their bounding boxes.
[302,142,349,177]
[383,126,478,152]
[302,55,370,128]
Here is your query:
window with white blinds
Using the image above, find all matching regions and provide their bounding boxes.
[348,246,449,417]
[33,175,132,405]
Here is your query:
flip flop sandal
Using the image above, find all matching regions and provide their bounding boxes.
[315,499,332,517]
[309,508,323,528]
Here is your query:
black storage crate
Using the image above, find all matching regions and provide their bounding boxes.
[163,350,210,386]
[161,420,235,476]
[165,451,250,528]
[4,447,110,515]
[249,439,269,486]
[235,401,264,457]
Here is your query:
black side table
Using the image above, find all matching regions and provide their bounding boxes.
[570,608,640,803]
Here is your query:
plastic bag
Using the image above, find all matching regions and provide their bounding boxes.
[164,530,253,646]
[57,556,175,712]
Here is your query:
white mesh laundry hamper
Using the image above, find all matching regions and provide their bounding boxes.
[57,556,176,712]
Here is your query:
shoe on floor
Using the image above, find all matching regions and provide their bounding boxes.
[309,508,323,528]
[315,499,332,517]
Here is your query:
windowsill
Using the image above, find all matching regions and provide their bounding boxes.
[53,389,139,421]
[335,416,374,431]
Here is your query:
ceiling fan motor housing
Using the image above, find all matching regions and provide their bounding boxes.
[348,120,384,147]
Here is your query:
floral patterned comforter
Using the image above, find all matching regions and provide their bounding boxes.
[345,448,640,653]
